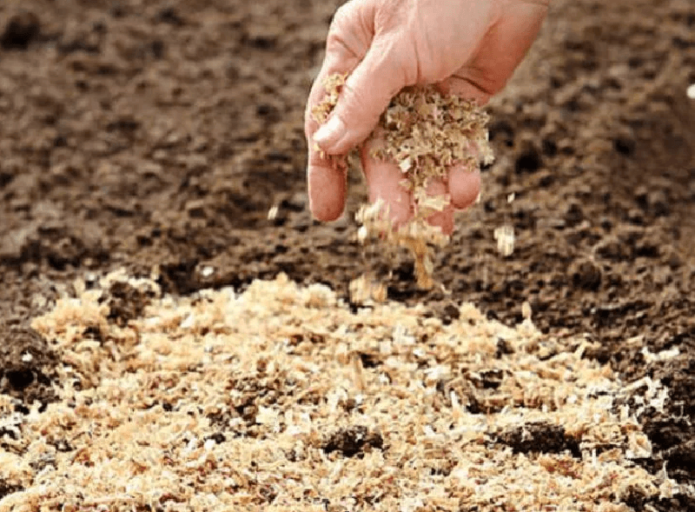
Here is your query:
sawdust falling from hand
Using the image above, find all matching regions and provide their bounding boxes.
[0,270,686,511]
[313,75,494,290]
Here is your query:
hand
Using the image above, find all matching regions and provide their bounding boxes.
[305,0,549,234]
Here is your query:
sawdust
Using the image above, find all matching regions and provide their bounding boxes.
[348,273,388,306]
[494,225,516,257]
[312,75,494,290]
[0,270,688,511]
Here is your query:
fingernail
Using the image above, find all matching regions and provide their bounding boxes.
[313,115,345,149]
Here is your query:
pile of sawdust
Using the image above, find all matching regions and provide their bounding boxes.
[312,75,493,291]
[0,270,687,511]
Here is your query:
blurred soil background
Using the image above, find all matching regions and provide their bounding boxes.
[0,0,694,506]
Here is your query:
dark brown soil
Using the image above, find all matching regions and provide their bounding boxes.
[1,0,694,506]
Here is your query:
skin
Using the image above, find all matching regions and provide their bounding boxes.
[304,0,550,234]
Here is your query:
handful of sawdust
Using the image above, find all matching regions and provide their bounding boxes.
[312,74,494,290]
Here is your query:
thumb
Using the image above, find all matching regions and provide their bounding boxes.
[313,38,408,156]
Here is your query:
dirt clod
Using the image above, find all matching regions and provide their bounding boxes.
[323,426,385,458]
[0,11,40,50]
[0,324,58,406]
[104,280,155,327]
[498,422,581,457]
[0,481,22,502]
[571,259,602,291]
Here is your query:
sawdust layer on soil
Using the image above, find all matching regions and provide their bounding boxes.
[0,272,688,511]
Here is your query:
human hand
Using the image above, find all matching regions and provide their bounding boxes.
[305,0,549,234]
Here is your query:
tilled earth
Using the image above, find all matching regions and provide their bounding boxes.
[0,0,694,508]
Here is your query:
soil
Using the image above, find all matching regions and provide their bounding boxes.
[0,0,694,507]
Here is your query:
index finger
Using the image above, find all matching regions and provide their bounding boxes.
[304,1,372,222]
[304,61,352,222]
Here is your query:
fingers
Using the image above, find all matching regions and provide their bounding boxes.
[360,140,412,228]
[433,80,484,214]
[424,179,455,235]
[306,71,349,221]
[306,63,351,221]
[361,139,467,237]
[306,158,348,222]
[438,76,493,106]
[304,46,358,222]
[314,37,409,156]
[359,159,476,236]
[304,0,376,222]
[448,164,481,210]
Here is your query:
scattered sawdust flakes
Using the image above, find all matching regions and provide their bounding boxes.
[494,224,516,257]
[356,198,449,290]
[449,448,651,511]
[31,291,110,348]
[311,72,347,125]
[309,72,348,167]
[349,274,388,305]
[1,271,686,511]
[375,85,494,176]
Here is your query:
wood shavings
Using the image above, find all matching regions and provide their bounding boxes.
[640,346,680,363]
[311,73,347,126]
[310,72,348,163]
[370,86,494,173]
[0,269,685,511]
[522,301,533,320]
[313,75,494,290]
[349,273,387,305]
[494,224,516,257]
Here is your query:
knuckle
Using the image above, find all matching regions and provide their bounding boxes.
[326,1,369,58]
[339,80,367,114]
[326,22,357,59]
[326,5,353,51]
[330,3,353,32]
